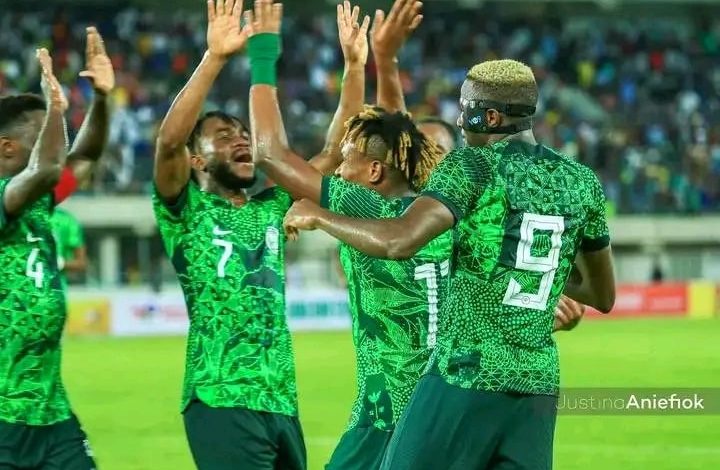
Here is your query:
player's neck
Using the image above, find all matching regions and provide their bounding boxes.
[380,183,415,199]
[487,129,537,146]
[204,181,248,207]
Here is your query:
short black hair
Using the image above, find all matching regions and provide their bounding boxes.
[0,94,46,136]
[187,111,249,153]
[416,116,461,150]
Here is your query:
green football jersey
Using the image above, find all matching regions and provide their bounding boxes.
[51,207,84,286]
[0,178,70,425]
[153,181,298,416]
[422,140,610,395]
[321,177,453,431]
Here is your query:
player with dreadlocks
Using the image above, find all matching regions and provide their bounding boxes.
[246,1,452,468]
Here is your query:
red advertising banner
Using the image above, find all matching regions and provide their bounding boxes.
[586,283,688,318]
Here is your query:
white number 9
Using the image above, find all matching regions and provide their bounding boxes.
[502,213,565,311]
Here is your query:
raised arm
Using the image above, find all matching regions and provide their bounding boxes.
[247,0,324,202]
[154,0,247,201]
[371,0,423,113]
[64,27,115,187]
[3,49,67,217]
[309,1,369,175]
[283,196,453,259]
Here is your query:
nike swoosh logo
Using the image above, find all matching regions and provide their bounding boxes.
[26,233,42,243]
[212,226,232,236]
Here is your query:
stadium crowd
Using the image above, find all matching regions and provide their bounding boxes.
[0,5,718,213]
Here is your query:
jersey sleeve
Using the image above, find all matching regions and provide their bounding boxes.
[420,147,491,224]
[581,172,611,252]
[320,176,389,218]
[152,181,201,225]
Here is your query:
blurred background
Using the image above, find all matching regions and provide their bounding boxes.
[1,0,718,469]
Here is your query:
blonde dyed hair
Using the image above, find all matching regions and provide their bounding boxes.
[466,59,538,106]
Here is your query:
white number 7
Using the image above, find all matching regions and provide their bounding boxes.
[503,213,564,311]
[212,239,233,278]
[414,259,450,348]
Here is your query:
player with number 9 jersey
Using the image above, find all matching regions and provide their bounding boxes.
[320,176,453,468]
[153,181,297,417]
[422,139,609,394]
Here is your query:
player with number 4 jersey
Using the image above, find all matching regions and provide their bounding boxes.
[0,29,112,469]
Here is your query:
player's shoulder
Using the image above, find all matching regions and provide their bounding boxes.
[539,144,601,181]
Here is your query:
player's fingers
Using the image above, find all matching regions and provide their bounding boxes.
[262,0,272,25]
[398,0,416,24]
[336,3,344,30]
[555,308,569,327]
[371,9,384,35]
[217,0,225,16]
[359,15,371,36]
[272,2,282,24]
[386,0,405,23]
[232,0,243,18]
[254,0,263,25]
[243,10,254,31]
[408,14,423,31]
[342,0,351,26]
[351,4,360,26]
[90,27,107,56]
[207,0,216,21]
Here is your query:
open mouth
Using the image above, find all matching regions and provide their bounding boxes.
[231,150,252,164]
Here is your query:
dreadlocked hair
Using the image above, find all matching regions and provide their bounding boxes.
[342,105,444,190]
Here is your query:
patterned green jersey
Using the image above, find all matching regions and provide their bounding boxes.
[51,207,84,286]
[153,181,298,416]
[321,177,453,431]
[0,178,70,425]
[422,140,610,395]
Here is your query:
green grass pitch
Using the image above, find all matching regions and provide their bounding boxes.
[63,317,720,469]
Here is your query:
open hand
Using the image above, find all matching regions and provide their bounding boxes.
[337,1,370,66]
[37,48,68,112]
[243,0,283,37]
[78,27,115,94]
[207,0,248,58]
[553,296,586,332]
[283,199,322,241]
[371,0,423,60]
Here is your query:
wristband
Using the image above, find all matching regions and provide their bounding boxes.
[248,33,281,86]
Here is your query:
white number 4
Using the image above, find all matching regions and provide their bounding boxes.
[415,259,450,348]
[503,213,564,311]
[26,232,44,288]
[212,225,233,278]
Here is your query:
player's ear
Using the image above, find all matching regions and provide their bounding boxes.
[368,160,383,185]
[486,109,501,129]
[190,154,208,172]
[0,137,16,158]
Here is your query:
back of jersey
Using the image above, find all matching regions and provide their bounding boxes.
[421,140,609,395]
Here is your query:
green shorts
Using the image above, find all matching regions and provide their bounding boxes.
[380,374,558,470]
[183,399,306,470]
[326,426,393,470]
[0,414,96,470]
